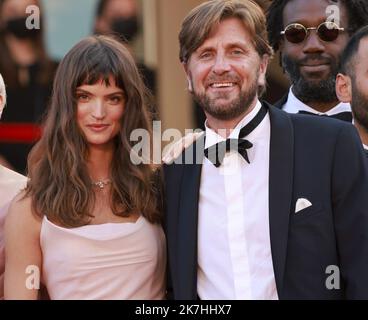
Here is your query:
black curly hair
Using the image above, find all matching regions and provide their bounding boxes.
[267,0,368,51]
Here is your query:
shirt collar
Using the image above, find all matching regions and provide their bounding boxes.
[283,87,351,116]
[204,100,262,149]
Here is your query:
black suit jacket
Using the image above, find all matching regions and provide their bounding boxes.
[163,102,368,300]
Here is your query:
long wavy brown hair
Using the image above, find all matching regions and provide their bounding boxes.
[25,35,161,227]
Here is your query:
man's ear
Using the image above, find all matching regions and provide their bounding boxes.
[182,62,193,93]
[257,54,270,88]
[336,73,352,103]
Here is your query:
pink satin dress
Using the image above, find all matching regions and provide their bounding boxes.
[40,215,166,300]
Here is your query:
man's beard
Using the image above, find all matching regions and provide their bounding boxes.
[351,79,368,132]
[191,77,258,121]
[282,53,339,104]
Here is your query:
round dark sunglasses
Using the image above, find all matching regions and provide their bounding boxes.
[280,21,345,44]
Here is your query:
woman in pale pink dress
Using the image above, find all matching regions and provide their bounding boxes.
[0,73,27,299]
[4,36,166,300]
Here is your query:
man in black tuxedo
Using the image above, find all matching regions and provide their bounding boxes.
[336,26,368,157]
[164,0,368,300]
[266,0,368,121]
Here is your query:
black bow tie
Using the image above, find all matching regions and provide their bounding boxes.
[298,110,352,122]
[204,105,268,167]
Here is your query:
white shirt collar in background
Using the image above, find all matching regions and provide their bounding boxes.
[283,87,351,116]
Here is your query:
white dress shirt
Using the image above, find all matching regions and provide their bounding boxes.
[197,100,278,300]
[283,87,351,116]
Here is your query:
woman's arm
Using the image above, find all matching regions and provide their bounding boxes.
[4,193,42,300]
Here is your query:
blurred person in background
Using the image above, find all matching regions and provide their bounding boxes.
[0,0,58,174]
[94,0,156,100]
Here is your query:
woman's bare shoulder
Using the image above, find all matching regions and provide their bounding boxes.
[5,192,42,236]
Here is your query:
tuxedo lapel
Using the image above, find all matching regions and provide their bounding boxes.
[176,135,204,299]
[267,103,294,297]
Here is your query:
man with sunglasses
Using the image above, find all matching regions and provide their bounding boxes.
[267,0,368,120]
[336,26,368,158]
